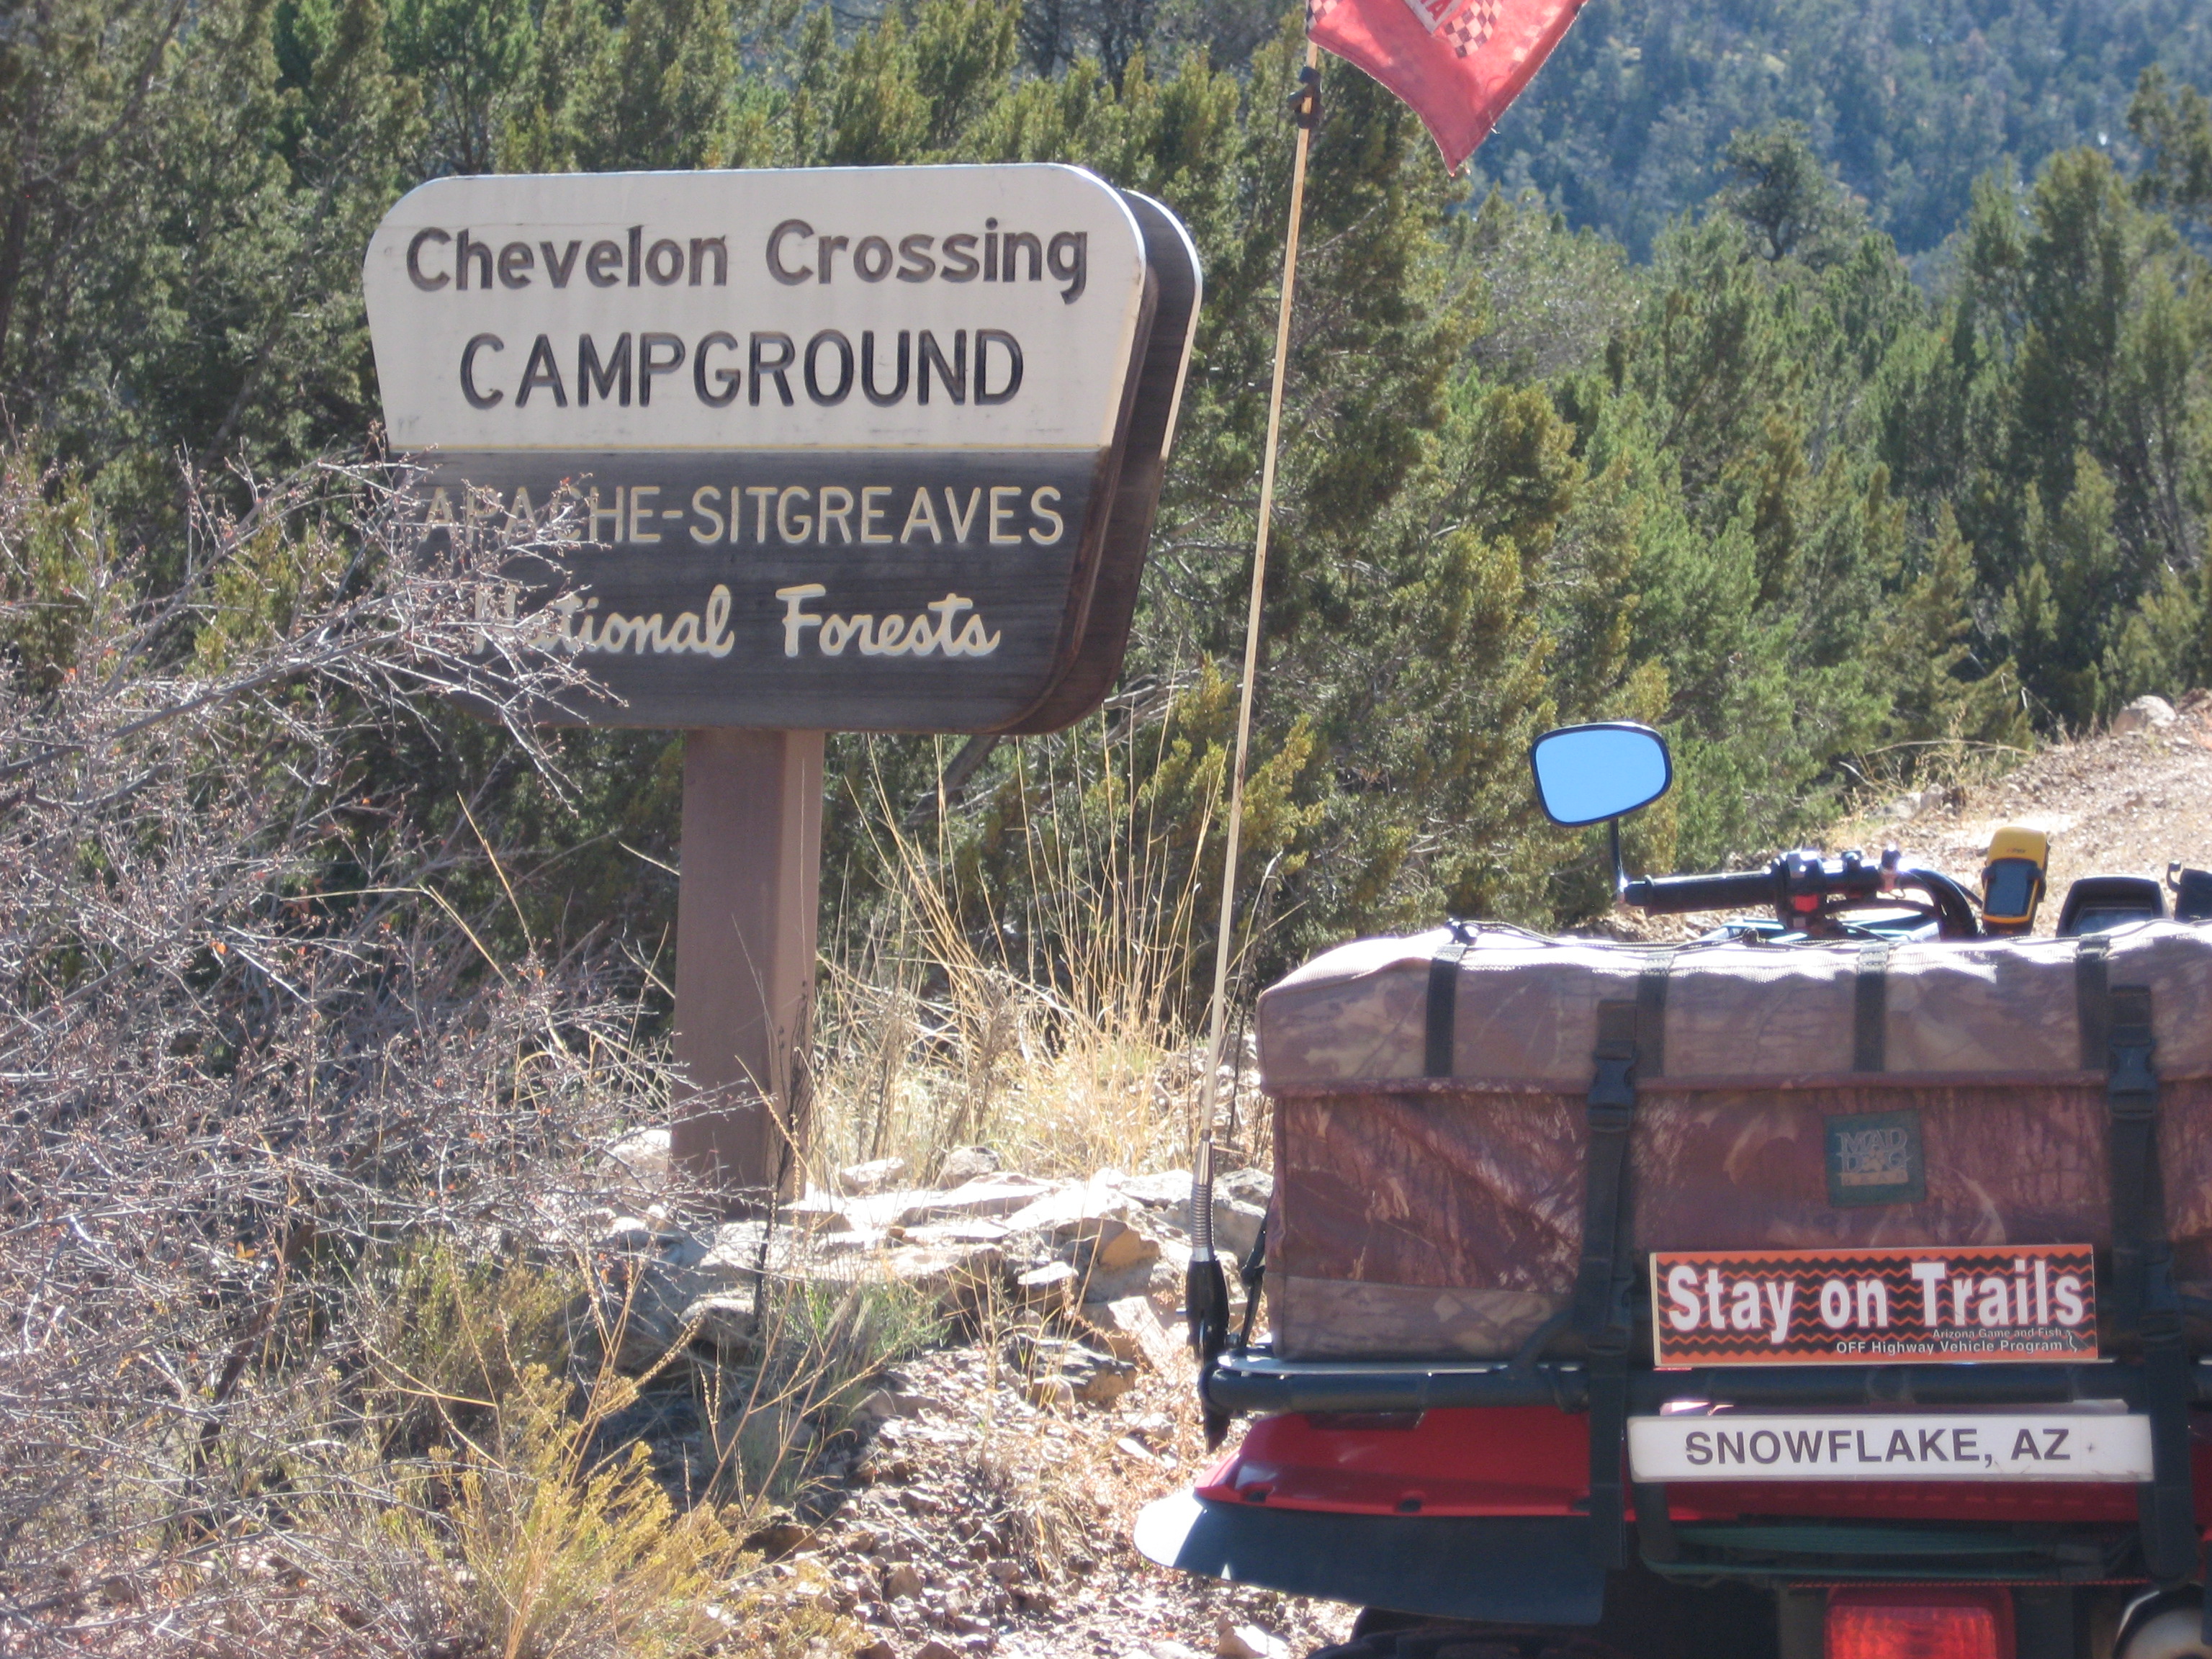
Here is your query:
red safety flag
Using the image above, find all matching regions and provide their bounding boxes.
[1307,0,1588,170]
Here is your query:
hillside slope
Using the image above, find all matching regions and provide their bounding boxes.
[1476,0,2212,256]
[1841,693,2212,918]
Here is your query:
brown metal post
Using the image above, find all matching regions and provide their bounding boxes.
[670,727,825,1212]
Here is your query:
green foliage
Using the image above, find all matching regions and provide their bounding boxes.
[359,1240,575,1458]
[418,1364,752,1659]
[1476,0,2212,258]
[0,457,112,692]
[4,0,2212,1004]
[2131,66,2212,228]
[389,0,535,173]
[1717,122,1864,266]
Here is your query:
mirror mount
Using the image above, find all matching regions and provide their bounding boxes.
[1529,723,1672,827]
[1528,724,1673,896]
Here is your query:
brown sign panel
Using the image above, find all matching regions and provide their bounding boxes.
[415,449,1112,731]
[1650,1244,2100,1367]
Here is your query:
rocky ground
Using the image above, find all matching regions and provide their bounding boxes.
[591,1140,1354,1659]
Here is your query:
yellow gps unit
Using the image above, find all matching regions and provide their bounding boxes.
[1981,825,2049,932]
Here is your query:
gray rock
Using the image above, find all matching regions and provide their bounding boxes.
[598,1215,659,1251]
[2115,694,2179,734]
[783,1186,859,1233]
[938,1145,1002,1184]
[1001,1184,1140,1249]
[1154,1169,1271,1257]
[1014,1260,1077,1309]
[586,1264,693,1372]
[834,1156,909,1196]
[1007,1331,1137,1406]
[1082,1295,1179,1372]
[1074,1362,1137,1403]
[600,1127,671,1190]
[681,1290,760,1360]
[1107,1169,1193,1209]
[586,1213,725,1371]
[1074,1256,1158,1305]
[853,1388,902,1422]
[805,1238,1007,1317]
[894,1173,1058,1228]
[1210,1195,1268,1264]
[1088,1216,1160,1274]
[1027,1375,1076,1410]
[786,1174,1054,1238]
[1146,1239,1193,1315]
[703,1219,888,1275]
[595,1213,704,1264]
[1217,1623,1287,1659]
[1218,1166,1272,1205]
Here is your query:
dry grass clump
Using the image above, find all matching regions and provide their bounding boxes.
[691,1271,948,1511]
[808,718,1267,1189]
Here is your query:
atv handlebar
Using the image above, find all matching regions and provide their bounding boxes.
[1620,851,1984,938]
[1621,870,1779,914]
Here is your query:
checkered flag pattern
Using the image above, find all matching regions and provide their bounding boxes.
[1437,0,1501,55]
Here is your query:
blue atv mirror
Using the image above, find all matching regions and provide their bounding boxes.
[1529,723,1672,827]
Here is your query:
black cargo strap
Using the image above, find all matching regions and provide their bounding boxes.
[1578,950,1675,1570]
[1233,1197,1274,1351]
[2078,937,2195,1587]
[1575,1000,1642,1344]
[1424,925,1478,1079]
[1853,942,1889,1072]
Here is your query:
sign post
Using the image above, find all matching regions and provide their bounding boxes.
[669,727,824,1203]
[364,166,1200,1210]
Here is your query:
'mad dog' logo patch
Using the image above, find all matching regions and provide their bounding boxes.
[1825,1109,1924,1207]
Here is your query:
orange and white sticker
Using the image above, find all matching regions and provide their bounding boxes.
[1649,1245,2099,1367]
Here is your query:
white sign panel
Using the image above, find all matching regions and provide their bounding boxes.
[1627,1410,2152,1483]
[363,166,1151,454]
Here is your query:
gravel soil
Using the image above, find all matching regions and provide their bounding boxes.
[1889,694,2212,916]
[788,1340,1355,1659]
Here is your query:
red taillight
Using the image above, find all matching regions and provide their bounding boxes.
[1826,1588,2015,1659]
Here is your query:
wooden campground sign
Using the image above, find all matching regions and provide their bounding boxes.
[364,166,1201,1205]
[364,165,1200,734]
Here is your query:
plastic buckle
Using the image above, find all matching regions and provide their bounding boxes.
[1591,1284,1637,1356]
[2109,1038,2157,1108]
[2139,1261,2185,1341]
[1586,1329,1632,1360]
[1588,1056,1635,1116]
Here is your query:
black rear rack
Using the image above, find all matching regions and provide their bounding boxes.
[1204,1346,2212,1416]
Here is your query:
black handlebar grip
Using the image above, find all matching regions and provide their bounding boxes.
[1624,870,1778,914]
